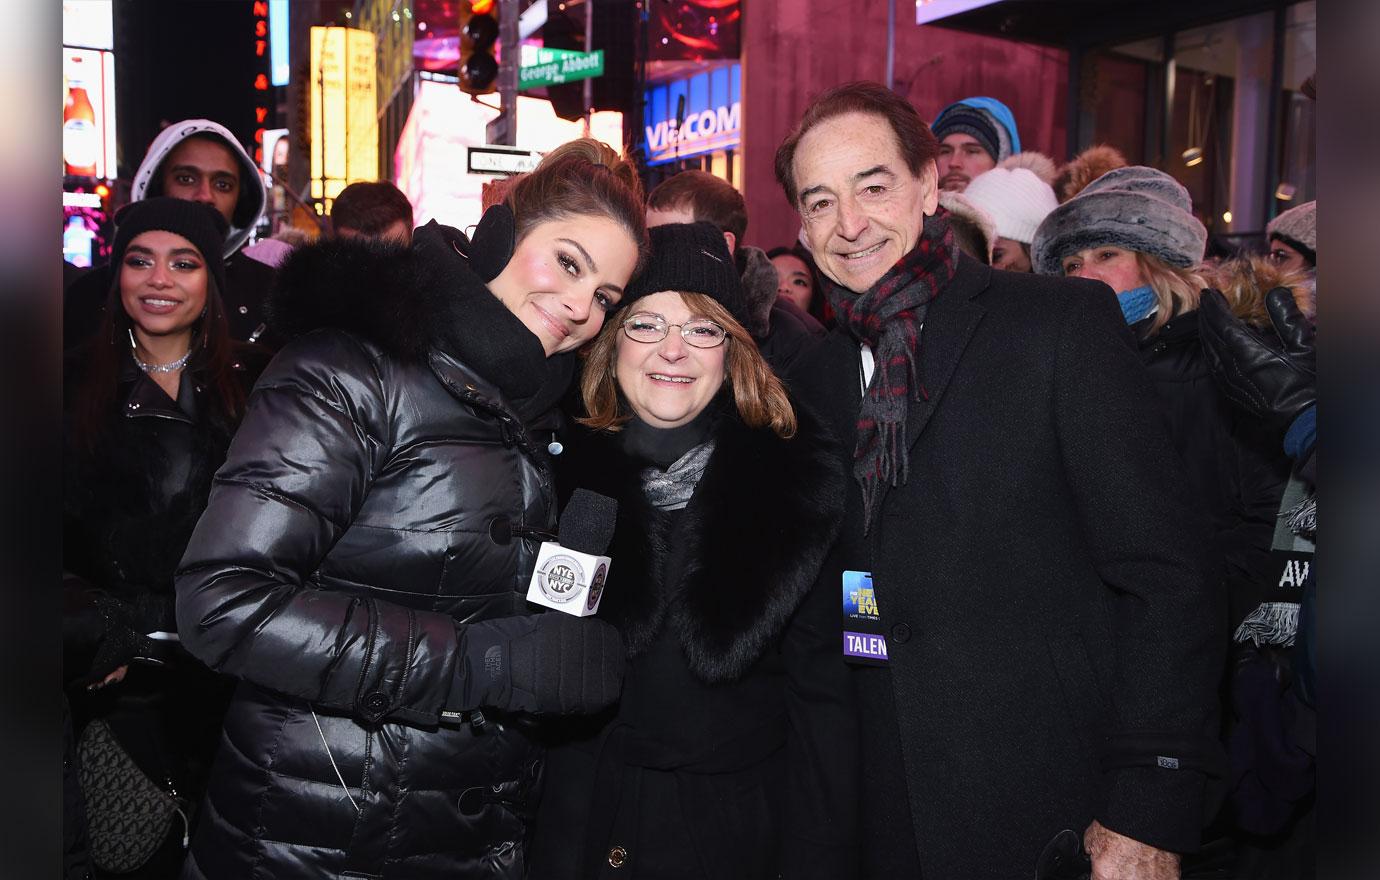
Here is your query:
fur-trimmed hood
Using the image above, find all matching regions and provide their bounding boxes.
[268,220,488,362]
[999,151,1058,185]
[563,404,846,683]
[736,245,779,338]
[1202,254,1316,323]
[939,190,997,262]
[267,220,574,422]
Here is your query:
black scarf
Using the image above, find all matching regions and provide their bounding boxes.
[414,221,575,423]
[821,208,959,530]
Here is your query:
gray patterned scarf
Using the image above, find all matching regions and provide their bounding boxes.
[641,440,715,511]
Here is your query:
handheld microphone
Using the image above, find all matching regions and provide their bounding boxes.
[526,489,618,616]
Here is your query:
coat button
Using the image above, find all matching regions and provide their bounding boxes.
[238,305,249,315]
[607,845,628,868]
[890,623,912,644]
[489,516,512,545]
[364,692,388,712]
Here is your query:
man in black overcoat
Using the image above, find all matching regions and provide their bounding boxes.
[777,81,1224,880]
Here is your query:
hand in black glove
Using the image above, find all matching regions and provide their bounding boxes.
[63,582,157,687]
[1198,287,1315,432]
[452,613,624,716]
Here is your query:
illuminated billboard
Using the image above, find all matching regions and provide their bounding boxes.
[643,63,740,166]
[63,47,117,179]
[309,26,379,203]
[62,0,113,50]
[270,0,290,86]
[394,76,622,233]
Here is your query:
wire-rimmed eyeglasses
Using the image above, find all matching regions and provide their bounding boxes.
[621,312,728,348]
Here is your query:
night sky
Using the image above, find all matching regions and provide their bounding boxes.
[114,1,264,178]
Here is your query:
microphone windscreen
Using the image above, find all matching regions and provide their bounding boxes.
[558,489,619,556]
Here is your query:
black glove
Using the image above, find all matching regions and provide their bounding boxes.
[63,583,157,687]
[452,613,624,715]
[1198,287,1315,432]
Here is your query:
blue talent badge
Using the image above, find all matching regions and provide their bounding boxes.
[842,570,888,665]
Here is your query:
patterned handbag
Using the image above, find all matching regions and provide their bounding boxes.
[77,718,189,874]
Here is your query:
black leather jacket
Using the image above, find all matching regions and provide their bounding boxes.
[1134,311,1291,628]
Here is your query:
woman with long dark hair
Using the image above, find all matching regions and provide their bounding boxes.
[531,223,855,880]
[767,244,834,328]
[173,139,646,880]
[64,197,268,878]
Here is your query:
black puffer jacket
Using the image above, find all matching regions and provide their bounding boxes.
[1133,311,1291,628]
[175,228,568,880]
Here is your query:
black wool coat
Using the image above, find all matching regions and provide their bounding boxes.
[530,407,857,880]
[788,256,1225,880]
[174,228,566,880]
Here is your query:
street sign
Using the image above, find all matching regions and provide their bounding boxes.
[467,144,543,176]
[518,46,604,91]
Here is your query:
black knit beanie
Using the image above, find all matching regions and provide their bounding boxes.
[624,221,751,328]
[111,197,229,294]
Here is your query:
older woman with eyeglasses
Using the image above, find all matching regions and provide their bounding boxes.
[529,221,858,880]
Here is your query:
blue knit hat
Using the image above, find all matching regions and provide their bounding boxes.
[932,97,1022,164]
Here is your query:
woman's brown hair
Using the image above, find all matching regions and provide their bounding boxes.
[504,138,651,276]
[1135,251,1206,334]
[579,292,797,439]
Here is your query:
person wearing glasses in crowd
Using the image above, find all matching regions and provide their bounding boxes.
[530,222,856,880]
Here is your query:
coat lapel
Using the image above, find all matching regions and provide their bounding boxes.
[877,257,988,509]
[904,256,989,450]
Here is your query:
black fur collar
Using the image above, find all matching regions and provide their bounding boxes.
[566,404,846,683]
[269,219,553,364]
[269,221,569,418]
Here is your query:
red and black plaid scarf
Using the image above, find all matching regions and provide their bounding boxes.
[821,209,959,531]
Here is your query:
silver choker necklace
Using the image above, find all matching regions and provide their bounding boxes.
[129,328,193,374]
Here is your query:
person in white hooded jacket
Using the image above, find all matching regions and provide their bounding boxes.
[64,119,279,351]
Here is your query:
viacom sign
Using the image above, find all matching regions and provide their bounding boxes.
[643,63,741,166]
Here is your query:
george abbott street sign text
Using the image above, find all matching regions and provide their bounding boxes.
[518,47,604,90]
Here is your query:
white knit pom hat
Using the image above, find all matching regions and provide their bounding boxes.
[963,165,1059,246]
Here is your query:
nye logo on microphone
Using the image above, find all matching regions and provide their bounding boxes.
[538,554,585,604]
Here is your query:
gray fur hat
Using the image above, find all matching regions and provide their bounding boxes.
[1031,165,1207,275]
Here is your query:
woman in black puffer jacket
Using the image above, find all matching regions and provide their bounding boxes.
[174,140,646,880]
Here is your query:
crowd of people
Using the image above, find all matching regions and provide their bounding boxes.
[63,78,1315,880]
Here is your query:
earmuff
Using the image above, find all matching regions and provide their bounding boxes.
[467,203,517,282]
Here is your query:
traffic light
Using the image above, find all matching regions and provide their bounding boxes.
[458,0,499,95]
